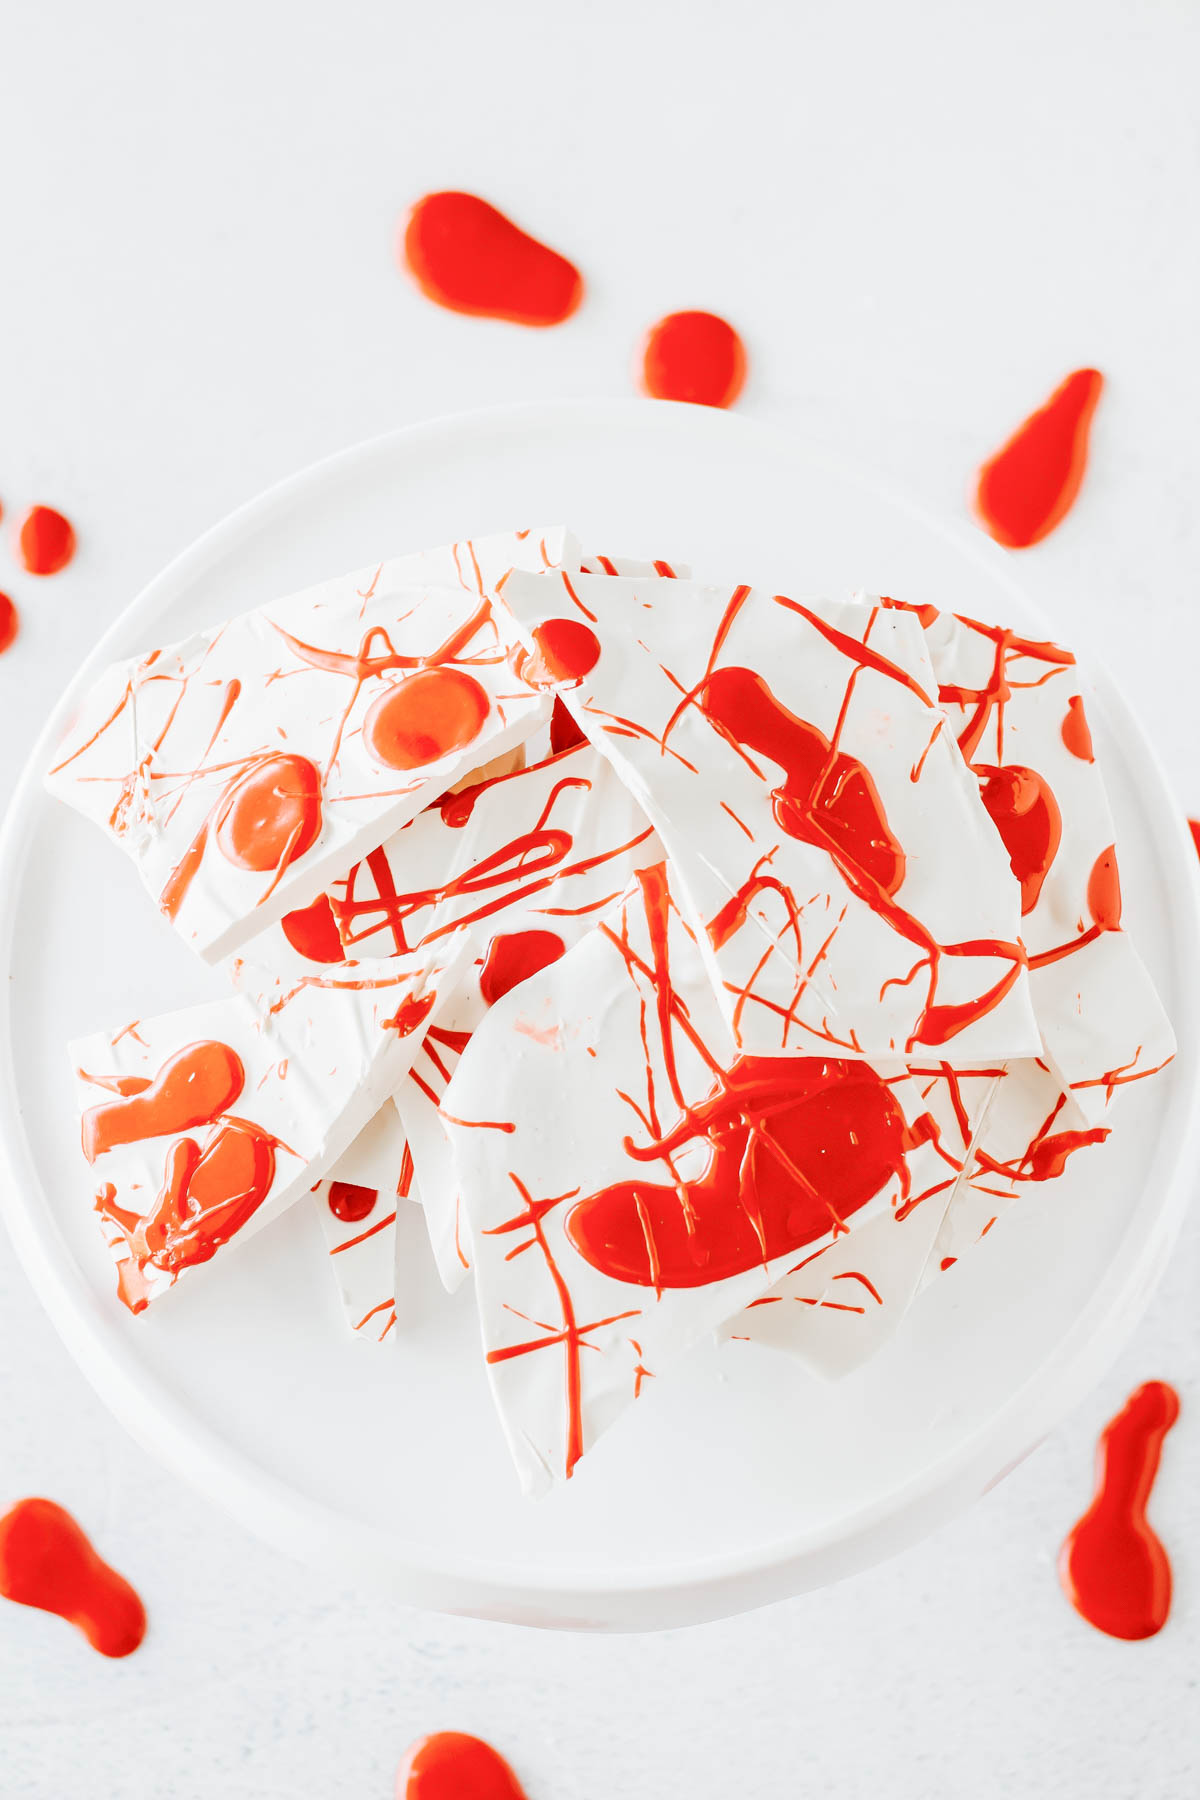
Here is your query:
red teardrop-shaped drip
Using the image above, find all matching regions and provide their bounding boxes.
[640,310,747,409]
[0,1499,146,1657]
[975,368,1103,549]
[1060,694,1094,762]
[1059,1381,1179,1640]
[976,764,1062,915]
[401,192,583,327]
[16,504,76,575]
[397,1732,527,1800]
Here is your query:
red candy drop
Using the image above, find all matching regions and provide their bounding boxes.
[402,192,583,327]
[17,504,76,575]
[364,668,489,770]
[328,1181,377,1223]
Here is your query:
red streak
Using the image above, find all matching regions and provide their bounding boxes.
[1061,694,1094,762]
[479,928,566,1006]
[401,191,583,327]
[1059,1381,1179,1640]
[397,1732,527,1800]
[0,1499,145,1657]
[0,592,18,655]
[16,504,76,575]
[82,1040,244,1162]
[975,369,1103,548]
[1190,818,1200,863]
[640,310,746,409]
[328,1181,377,1223]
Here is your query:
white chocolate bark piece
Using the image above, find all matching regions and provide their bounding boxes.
[328,742,662,1291]
[900,602,1174,1122]
[497,572,1040,1063]
[721,1065,1001,1374]
[71,940,456,1313]
[444,862,1005,1494]
[44,527,582,962]
[312,1103,417,1343]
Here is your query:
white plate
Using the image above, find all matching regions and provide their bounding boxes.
[1,399,1197,1632]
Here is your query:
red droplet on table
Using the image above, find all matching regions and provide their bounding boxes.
[401,191,583,327]
[1059,1381,1179,1640]
[364,668,490,770]
[0,592,18,655]
[974,368,1103,548]
[16,504,76,575]
[328,1181,377,1223]
[640,310,747,408]
[479,928,566,1006]
[281,892,346,963]
[0,1498,146,1657]
[397,1732,527,1800]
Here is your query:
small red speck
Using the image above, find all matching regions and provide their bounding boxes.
[939,1255,957,1270]
[17,505,76,576]
[0,594,18,655]
[1188,818,1200,862]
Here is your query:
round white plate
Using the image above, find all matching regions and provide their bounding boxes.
[1,399,1197,1632]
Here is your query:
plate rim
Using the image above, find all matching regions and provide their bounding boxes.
[2,395,1197,1630]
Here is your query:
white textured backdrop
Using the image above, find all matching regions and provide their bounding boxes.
[0,2,1197,1795]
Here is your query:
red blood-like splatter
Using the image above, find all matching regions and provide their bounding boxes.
[640,310,746,409]
[215,752,324,872]
[0,593,18,656]
[0,1499,145,1657]
[81,1040,244,1162]
[976,764,1062,915]
[565,1053,918,1288]
[364,668,490,770]
[1188,818,1200,862]
[328,1181,377,1223]
[1061,694,1094,763]
[1059,1381,1179,1640]
[397,1732,527,1800]
[16,504,76,575]
[479,929,566,1006]
[401,191,583,327]
[975,369,1103,549]
[116,1122,277,1277]
[281,892,347,963]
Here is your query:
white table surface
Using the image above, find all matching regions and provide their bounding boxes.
[1,3,1198,1795]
